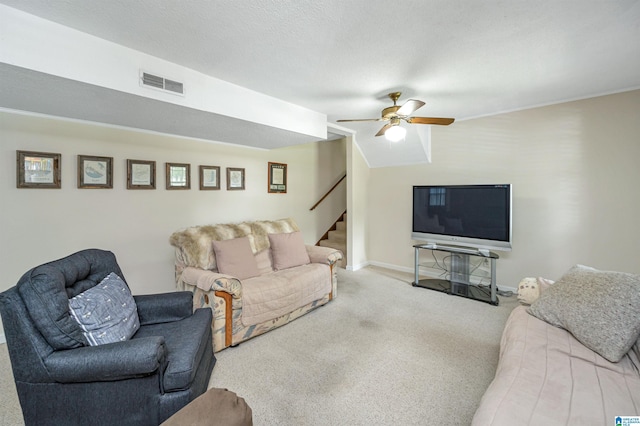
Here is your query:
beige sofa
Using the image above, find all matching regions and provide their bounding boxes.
[473,265,640,425]
[169,218,343,352]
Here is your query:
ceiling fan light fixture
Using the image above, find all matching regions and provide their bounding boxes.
[385,124,406,142]
[337,92,455,140]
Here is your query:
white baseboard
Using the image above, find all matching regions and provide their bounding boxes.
[346,261,369,271]
[368,260,414,274]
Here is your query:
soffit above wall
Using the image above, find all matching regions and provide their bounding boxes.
[0,64,323,149]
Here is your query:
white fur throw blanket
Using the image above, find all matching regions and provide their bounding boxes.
[169,218,300,270]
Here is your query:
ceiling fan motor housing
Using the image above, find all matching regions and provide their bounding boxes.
[382,105,401,118]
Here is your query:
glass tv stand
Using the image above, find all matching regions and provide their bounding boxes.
[412,243,499,305]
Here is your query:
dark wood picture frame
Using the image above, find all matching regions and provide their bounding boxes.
[226,167,245,190]
[77,155,113,189]
[268,162,287,193]
[127,159,156,190]
[166,162,191,190]
[17,150,61,189]
[199,165,221,190]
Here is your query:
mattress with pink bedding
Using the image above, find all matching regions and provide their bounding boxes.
[472,305,640,425]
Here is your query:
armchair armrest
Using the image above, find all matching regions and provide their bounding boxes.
[306,245,343,266]
[135,292,193,325]
[45,336,166,383]
[181,267,242,298]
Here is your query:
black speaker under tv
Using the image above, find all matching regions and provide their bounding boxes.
[412,184,512,252]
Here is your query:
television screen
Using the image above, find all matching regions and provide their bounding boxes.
[412,184,512,251]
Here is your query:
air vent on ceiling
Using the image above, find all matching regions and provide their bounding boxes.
[141,71,184,95]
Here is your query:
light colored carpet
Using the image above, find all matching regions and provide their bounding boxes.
[0,266,517,425]
[208,266,517,425]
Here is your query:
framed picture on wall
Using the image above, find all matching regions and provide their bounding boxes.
[226,167,245,190]
[268,162,287,193]
[166,162,191,190]
[127,159,156,189]
[199,165,221,190]
[77,155,113,189]
[16,150,61,189]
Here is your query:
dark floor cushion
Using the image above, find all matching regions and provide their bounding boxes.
[161,388,253,426]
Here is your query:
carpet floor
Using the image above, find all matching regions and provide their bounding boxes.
[0,266,517,425]
[208,266,517,425]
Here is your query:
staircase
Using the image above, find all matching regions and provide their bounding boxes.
[317,211,347,268]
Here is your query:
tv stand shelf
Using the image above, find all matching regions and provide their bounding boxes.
[412,244,499,305]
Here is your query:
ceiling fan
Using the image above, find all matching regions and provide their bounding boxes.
[337,92,455,141]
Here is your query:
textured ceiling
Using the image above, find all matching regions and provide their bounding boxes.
[1,0,639,166]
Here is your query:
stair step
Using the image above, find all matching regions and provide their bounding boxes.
[328,229,345,243]
[319,239,345,251]
[317,210,347,268]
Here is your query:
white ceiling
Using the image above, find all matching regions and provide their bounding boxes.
[1,0,639,166]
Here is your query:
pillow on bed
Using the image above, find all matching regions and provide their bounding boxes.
[528,264,640,362]
[268,231,310,271]
[212,236,260,280]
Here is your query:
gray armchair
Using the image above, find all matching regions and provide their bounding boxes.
[0,249,215,426]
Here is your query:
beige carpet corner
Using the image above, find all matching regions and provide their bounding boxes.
[0,266,517,425]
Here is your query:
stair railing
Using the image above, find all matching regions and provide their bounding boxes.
[309,173,346,211]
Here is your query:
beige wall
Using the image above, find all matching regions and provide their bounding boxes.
[3,89,639,336]
[367,89,640,289]
[0,111,346,310]
[346,136,370,270]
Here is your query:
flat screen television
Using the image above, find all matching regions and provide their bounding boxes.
[412,184,512,252]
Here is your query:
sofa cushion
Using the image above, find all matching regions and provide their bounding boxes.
[240,263,331,326]
[68,272,140,346]
[268,231,311,271]
[133,307,213,392]
[528,264,640,362]
[212,237,260,280]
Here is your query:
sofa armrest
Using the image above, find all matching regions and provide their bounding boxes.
[134,292,193,325]
[306,245,343,266]
[181,267,242,298]
[45,336,166,383]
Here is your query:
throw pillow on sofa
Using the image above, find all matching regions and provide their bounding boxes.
[212,236,260,280]
[268,231,311,271]
[528,264,640,362]
[68,272,140,346]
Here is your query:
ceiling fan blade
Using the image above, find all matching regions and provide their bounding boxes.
[406,117,455,125]
[396,99,425,116]
[375,123,392,137]
[336,118,385,122]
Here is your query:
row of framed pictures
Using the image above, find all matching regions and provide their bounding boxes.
[16,151,287,192]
